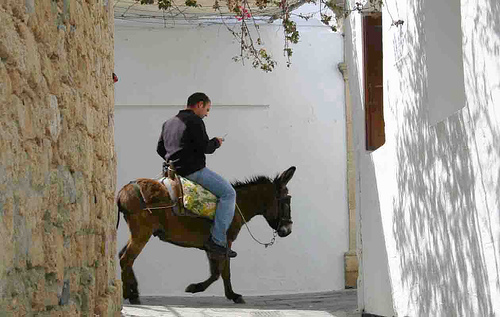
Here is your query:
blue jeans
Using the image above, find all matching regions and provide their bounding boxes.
[185,168,236,247]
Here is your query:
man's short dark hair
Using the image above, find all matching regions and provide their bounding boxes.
[187,92,211,107]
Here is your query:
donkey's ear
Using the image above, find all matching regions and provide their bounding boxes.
[278,166,296,186]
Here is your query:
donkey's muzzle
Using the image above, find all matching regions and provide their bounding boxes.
[278,222,292,237]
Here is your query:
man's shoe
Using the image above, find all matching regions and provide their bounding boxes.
[227,248,237,258]
[204,238,237,258]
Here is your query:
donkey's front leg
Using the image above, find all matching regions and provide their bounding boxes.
[222,243,244,303]
[185,252,221,293]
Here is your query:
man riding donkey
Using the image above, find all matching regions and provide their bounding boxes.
[156,92,237,258]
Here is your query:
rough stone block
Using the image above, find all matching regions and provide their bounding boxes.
[1,195,15,240]
[63,205,78,237]
[58,279,70,306]
[55,302,79,317]
[69,269,81,294]
[95,263,108,297]
[43,227,64,281]
[57,166,77,205]
[94,288,122,317]
[80,287,95,314]
[7,69,22,96]
[0,12,23,66]
[25,0,35,14]
[25,142,51,192]
[20,25,42,82]
[86,234,96,265]
[29,225,45,267]
[71,234,85,268]
[15,98,36,141]
[96,193,107,220]
[80,266,95,288]
[31,277,46,312]
[113,279,123,306]
[48,94,61,141]
[44,286,59,307]
[43,196,58,226]
[6,298,28,317]
[94,232,103,261]
[0,67,12,107]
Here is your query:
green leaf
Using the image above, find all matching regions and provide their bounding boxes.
[158,0,172,9]
[185,0,201,7]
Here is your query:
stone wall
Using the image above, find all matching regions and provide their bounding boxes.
[0,1,121,315]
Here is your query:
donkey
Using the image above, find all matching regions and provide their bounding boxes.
[116,166,296,304]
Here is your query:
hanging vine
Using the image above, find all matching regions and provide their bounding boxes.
[220,0,277,72]
[137,0,397,71]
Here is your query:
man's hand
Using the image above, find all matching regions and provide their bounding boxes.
[216,137,224,146]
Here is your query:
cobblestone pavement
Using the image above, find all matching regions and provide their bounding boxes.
[121,290,360,317]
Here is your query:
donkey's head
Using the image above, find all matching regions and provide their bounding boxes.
[264,166,296,237]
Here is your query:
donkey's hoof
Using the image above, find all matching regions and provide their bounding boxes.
[232,294,245,304]
[129,297,141,305]
[185,283,203,293]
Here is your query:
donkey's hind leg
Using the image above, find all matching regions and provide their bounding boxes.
[120,229,152,305]
[185,252,223,294]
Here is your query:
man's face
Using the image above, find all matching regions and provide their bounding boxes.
[193,101,211,119]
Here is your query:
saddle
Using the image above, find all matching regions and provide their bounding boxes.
[160,161,185,216]
[160,162,217,220]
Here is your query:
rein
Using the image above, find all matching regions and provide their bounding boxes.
[235,203,277,248]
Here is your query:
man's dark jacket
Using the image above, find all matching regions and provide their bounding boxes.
[157,109,220,176]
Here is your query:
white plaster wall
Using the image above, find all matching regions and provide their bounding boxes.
[345,0,500,315]
[424,0,466,125]
[343,5,395,316]
[114,16,348,297]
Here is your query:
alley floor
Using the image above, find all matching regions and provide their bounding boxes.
[121,289,360,317]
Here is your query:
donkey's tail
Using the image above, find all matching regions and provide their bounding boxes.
[116,195,122,230]
[116,189,125,230]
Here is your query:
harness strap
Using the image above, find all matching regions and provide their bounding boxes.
[161,177,182,215]
[130,181,147,210]
[130,180,178,214]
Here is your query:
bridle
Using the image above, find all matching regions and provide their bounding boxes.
[276,195,293,229]
[236,194,292,248]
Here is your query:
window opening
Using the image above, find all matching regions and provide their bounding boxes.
[363,13,384,151]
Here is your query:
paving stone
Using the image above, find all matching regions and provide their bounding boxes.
[121,290,360,317]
